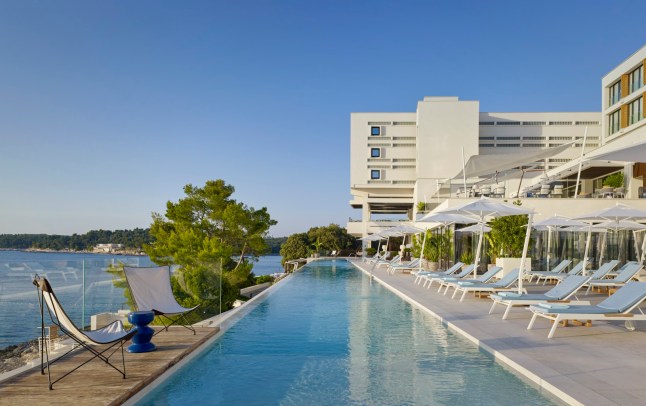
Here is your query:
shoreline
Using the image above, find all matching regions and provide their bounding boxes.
[0,248,147,256]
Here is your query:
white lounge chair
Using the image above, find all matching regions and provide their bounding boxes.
[124,266,199,335]
[413,262,464,284]
[537,261,586,284]
[585,262,643,294]
[450,269,523,302]
[489,275,591,320]
[528,282,646,338]
[424,264,475,289]
[438,266,502,295]
[527,259,571,284]
[388,258,421,274]
[33,276,136,389]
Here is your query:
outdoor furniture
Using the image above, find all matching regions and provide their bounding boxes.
[614,187,626,198]
[127,311,156,353]
[537,185,551,197]
[124,266,199,335]
[585,263,643,294]
[538,261,585,284]
[489,275,591,320]
[492,187,506,198]
[414,262,463,284]
[450,268,523,302]
[527,282,646,338]
[598,187,615,198]
[550,185,563,198]
[423,264,475,289]
[527,259,571,284]
[388,258,420,274]
[479,186,491,197]
[439,266,501,295]
[33,275,136,389]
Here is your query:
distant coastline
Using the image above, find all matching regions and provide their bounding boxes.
[0,247,146,256]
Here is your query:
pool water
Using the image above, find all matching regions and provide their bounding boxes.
[139,260,557,405]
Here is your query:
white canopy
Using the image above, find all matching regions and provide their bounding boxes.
[457,224,491,233]
[456,141,576,179]
[584,138,646,162]
[574,203,646,222]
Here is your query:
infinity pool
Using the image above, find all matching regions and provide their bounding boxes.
[138,260,557,405]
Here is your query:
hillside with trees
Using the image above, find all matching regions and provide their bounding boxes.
[0,228,152,251]
[280,224,359,264]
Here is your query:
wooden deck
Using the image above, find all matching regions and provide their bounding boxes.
[0,326,219,406]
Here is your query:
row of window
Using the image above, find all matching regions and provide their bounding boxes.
[479,121,599,126]
[608,64,643,107]
[608,96,643,136]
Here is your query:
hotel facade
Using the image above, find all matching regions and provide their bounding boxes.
[348,45,646,238]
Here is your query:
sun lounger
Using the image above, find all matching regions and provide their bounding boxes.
[424,264,475,289]
[413,262,463,284]
[438,266,501,295]
[489,275,591,319]
[388,258,420,274]
[528,282,646,338]
[527,259,571,284]
[450,269,522,302]
[585,262,643,294]
[375,254,401,268]
[537,261,586,284]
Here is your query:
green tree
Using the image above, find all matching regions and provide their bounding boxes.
[280,233,310,265]
[144,179,276,317]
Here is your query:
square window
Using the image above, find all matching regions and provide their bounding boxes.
[371,126,380,136]
[370,148,380,157]
[371,170,381,179]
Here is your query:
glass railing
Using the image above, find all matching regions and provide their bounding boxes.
[0,256,152,349]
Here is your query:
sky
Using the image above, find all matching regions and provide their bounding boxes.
[1,1,646,237]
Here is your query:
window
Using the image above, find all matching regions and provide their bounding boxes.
[608,109,621,135]
[629,97,643,126]
[609,81,621,106]
[630,66,643,94]
[370,148,381,157]
[371,170,381,179]
[371,126,380,136]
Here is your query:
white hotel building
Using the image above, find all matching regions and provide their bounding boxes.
[348,45,646,238]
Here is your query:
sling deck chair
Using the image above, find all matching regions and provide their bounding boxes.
[33,275,136,389]
[124,266,199,335]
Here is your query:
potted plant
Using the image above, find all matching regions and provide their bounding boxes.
[417,201,427,212]
[486,203,531,277]
[365,247,377,257]
[602,172,624,188]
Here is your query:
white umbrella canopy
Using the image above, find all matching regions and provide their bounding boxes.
[597,220,646,231]
[418,212,477,224]
[359,234,383,241]
[457,223,492,233]
[574,203,646,273]
[437,197,534,219]
[574,203,646,223]
[437,197,534,290]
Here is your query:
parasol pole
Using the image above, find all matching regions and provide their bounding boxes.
[473,220,485,278]
[640,230,646,265]
[517,213,533,294]
[461,147,467,198]
[599,231,607,266]
[582,224,592,276]
[574,127,588,198]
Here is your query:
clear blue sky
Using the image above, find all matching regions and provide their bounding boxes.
[1,1,645,237]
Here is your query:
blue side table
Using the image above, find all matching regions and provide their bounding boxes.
[127,311,157,353]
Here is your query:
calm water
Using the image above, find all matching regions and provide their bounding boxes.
[0,251,281,348]
[139,260,558,405]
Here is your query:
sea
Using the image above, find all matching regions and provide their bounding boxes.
[0,251,283,349]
